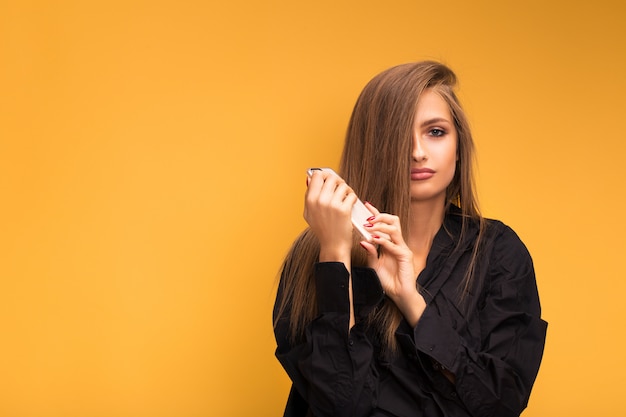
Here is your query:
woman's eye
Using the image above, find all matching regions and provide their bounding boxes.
[429,128,445,137]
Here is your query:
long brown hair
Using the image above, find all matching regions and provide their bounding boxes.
[275,61,484,351]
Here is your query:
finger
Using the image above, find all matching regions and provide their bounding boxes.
[364,201,380,217]
[367,212,398,224]
[370,234,409,257]
[307,174,337,210]
[305,170,326,199]
[319,177,353,209]
[364,214,400,240]
[325,187,351,215]
[344,192,358,212]
[366,222,401,239]
[319,173,342,200]
[359,241,379,265]
[305,171,334,219]
[332,182,356,207]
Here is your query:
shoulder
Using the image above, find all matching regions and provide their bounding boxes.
[484,218,531,254]
[482,218,534,278]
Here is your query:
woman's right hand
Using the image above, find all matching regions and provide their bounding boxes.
[304,170,357,261]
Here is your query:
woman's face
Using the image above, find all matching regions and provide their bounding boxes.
[410,89,458,203]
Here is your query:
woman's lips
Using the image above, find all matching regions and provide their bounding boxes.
[411,168,435,180]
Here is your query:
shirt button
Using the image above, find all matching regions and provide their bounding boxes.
[349,339,354,346]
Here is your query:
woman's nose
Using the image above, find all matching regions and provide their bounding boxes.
[413,137,427,162]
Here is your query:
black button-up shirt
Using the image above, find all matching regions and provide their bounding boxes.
[274,209,547,417]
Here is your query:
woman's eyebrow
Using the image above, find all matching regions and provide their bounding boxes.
[419,117,452,127]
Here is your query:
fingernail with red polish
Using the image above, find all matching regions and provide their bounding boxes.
[367,216,375,221]
[372,235,380,239]
[364,223,373,228]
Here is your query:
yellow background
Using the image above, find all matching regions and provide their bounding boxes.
[1,1,625,416]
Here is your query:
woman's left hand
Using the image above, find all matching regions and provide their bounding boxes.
[360,203,426,326]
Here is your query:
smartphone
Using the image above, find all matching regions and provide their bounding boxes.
[307,167,374,241]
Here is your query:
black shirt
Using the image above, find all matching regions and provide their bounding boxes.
[274,209,547,417]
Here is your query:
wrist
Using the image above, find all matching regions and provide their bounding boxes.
[391,289,426,328]
[318,245,352,263]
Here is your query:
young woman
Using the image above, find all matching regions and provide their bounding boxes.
[273,61,547,417]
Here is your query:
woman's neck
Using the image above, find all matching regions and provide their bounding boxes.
[407,198,446,262]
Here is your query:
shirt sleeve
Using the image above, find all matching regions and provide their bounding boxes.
[397,225,547,417]
[274,262,385,417]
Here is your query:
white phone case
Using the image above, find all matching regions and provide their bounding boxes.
[307,168,374,241]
